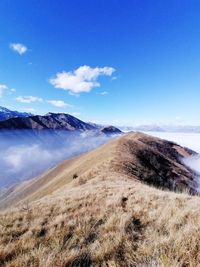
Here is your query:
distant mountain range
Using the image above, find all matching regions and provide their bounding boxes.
[119,124,200,133]
[0,106,32,121]
[0,107,121,135]
[1,106,200,133]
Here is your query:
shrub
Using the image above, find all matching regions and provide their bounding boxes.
[73,173,78,179]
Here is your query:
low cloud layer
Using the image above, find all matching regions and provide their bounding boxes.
[145,132,200,153]
[182,155,200,191]
[182,155,200,175]
[1,131,200,190]
[49,65,115,94]
[0,130,113,188]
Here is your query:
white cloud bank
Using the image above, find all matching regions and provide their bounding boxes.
[47,100,72,108]
[10,43,28,55]
[0,131,114,187]
[49,65,115,94]
[16,96,43,103]
[145,132,200,153]
[183,155,200,174]
[182,155,200,192]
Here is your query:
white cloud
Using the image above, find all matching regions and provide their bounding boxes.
[16,96,43,103]
[71,112,81,117]
[47,100,72,108]
[0,84,8,97]
[10,88,16,92]
[99,91,108,95]
[10,43,28,55]
[49,65,115,94]
[23,108,36,113]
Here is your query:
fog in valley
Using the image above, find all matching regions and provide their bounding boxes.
[0,130,114,188]
[1,130,200,190]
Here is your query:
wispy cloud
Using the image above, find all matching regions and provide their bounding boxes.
[71,112,81,117]
[10,43,28,55]
[0,84,8,97]
[49,65,115,94]
[0,84,17,97]
[16,96,43,103]
[23,108,36,113]
[98,91,108,95]
[47,100,72,108]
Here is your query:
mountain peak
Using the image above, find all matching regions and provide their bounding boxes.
[0,106,12,112]
[0,107,123,134]
[100,125,122,134]
[0,106,32,121]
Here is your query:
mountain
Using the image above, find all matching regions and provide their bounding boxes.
[0,132,196,210]
[87,121,103,129]
[0,112,122,188]
[0,132,199,266]
[0,112,122,134]
[0,112,95,131]
[0,132,199,267]
[100,126,122,135]
[0,106,32,121]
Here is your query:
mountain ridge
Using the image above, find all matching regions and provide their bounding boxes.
[0,106,32,121]
[1,132,200,266]
[0,132,197,210]
[0,109,122,134]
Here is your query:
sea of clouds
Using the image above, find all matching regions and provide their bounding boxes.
[0,130,113,187]
[0,130,200,189]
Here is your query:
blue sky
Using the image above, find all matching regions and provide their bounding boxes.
[0,0,200,126]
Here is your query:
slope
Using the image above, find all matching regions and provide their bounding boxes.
[0,132,200,267]
[0,132,196,211]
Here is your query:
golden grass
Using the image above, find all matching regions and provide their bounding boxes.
[0,132,200,266]
[1,175,200,267]
[0,135,118,211]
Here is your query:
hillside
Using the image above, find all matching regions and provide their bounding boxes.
[0,113,95,131]
[0,132,200,266]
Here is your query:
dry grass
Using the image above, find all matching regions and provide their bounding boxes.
[0,132,200,266]
[1,175,200,267]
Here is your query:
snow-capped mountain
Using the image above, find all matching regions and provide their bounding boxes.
[0,109,122,135]
[0,106,32,121]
